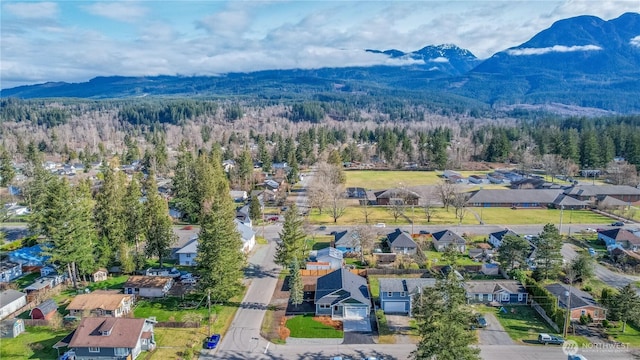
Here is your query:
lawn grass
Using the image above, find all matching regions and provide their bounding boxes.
[285,315,343,338]
[375,310,396,344]
[304,235,333,251]
[423,250,478,266]
[148,326,208,360]
[256,236,268,245]
[345,170,494,189]
[491,305,558,342]
[87,275,130,291]
[307,206,475,226]
[0,326,69,360]
[473,208,611,225]
[14,272,41,290]
[606,322,640,347]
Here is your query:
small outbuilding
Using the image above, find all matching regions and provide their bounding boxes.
[30,299,58,320]
[0,318,25,338]
[91,269,108,283]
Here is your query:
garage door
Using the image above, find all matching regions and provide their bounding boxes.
[344,306,368,320]
[383,301,406,314]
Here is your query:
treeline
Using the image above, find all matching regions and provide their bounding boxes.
[118,100,219,126]
[0,98,71,126]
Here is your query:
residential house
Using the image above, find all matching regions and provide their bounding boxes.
[465,280,528,304]
[230,190,248,202]
[4,203,30,216]
[176,220,256,265]
[0,318,25,338]
[123,276,173,298]
[0,290,27,320]
[236,204,252,227]
[598,229,640,252]
[545,283,607,321]
[346,187,367,199]
[91,269,109,283]
[468,175,487,184]
[67,317,156,360]
[0,260,22,282]
[30,299,58,320]
[235,218,256,253]
[40,265,59,277]
[432,230,466,252]
[264,179,280,191]
[386,229,418,255]
[379,278,436,315]
[373,188,420,206]
[333,230,361,254]
[8,244,49,267]
[24,275,66,302]
[466,189,587,209]
[488,229,520,248]
[468,248,495,262]
[564,185,640,204]
[222,159,236,173]
[308,247,343,270]
[251,189,276,204]
[314,268,370,320]
[67,293,134,318]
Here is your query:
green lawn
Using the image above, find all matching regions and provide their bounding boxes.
[345,170,492,189]
[285,315,343,338]
[0,326,69,360]
[423,250,478,266]
[307,206,475,226]
[491,305,557,342]
[256,236,268,245]
[14,272,41,290]
[304,235,333,251]
[473,208,611,225]
[87,275,130,291]
[606,322,640,347]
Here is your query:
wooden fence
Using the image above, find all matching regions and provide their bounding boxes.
[155,321,201,328]
[300,269,366,277]
[23,319,50,327]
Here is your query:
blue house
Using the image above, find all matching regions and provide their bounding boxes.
[309,247,343,270]
[0,261,22,283]
[333,230,361,254]
[464,280,528,304]
[598,228,640,250]
[314,268,370,320]
[379,278,436,315]
[386,229,418,255]
[488,229,520,248]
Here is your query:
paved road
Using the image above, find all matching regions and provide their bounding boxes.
[562,243,640,294]
[478,313,514,346]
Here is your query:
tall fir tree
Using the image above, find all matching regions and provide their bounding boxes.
[0,146,15,187]
[533,223,563,280]
[123,174,146,272]
[144,172,177,268]
[196,153,246,302]
[612,284,640,333]
[172,143,197,222]
[288,259,304,308]
[411,273,480,360]
[275,204,306,267]
[94,163,127,267]
[497,234,532,272]
[249,195,262,222]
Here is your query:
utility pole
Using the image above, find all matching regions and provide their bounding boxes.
[563,288,572,338]
[207,290,211,337]
[559,205,564,235]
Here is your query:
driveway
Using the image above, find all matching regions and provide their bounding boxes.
[343,318,374,344]
[477,313,514,346]
[386,314,415,344]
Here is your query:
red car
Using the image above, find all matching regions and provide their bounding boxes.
[267,216,279,222]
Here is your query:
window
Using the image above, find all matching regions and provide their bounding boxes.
[400,292,406,297]
[319,304,330,309]
[387,292,393,297]
[502,293,509,301]
[89,347,100,353]
[487,294,493,301]
[114,348,128,356]
[186,253,192,258]
[518,293,524,302]
[581,309,587,315]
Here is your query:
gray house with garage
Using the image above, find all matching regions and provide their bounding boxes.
[314,268,370,320]
[379,278,436,315]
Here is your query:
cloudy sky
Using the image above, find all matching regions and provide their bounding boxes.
[1,0,638,89]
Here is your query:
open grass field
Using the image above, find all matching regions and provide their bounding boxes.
[489,305,558,342]
[148,326,208,360]
[474,208,611,225]
[285,315,343,338]
[0,326,69,360]
[345,170,493,189]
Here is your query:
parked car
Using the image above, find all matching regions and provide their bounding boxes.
[419,230,430,235]
[318,225,327,231]
[611,221,625,226]
[182,278,197,285]
[475,315,487,328]
[205,334,221,349]
[267,216,279,222]
[538,333,564,345]
[584,228,597,233]
[374,223,386,228]
[588,248,597,256]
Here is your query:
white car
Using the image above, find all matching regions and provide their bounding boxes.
[374,223,386,228]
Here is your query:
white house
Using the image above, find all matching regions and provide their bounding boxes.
[0,290,27,320]
[123,276,173,298]
[488,229,520,248]
[176,221,256,266]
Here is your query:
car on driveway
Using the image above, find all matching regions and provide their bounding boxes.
[611,221,625,226]
[374,223,386,228]
[475,315,487,328]
[205,334,221,349]
[538,333,564,345]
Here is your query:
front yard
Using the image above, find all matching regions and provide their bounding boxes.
[285,315,343,338]
[606,322,640,347]
[0,326,69,360]
[481,305,557,343]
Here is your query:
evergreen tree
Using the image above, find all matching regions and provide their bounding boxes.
[288,259,304,308]
[570,252,595,282]
[0,146,15,187]
[249,195,262,221]
[196,154,246,302]
[275,204,306,267]
[94,164,127,267]
[533,224,563,280]
[123,174,145,272]
[611,284,640,333]
[411,273,480,360]
[497,234,531,272]
[143,173,177,268]
[236,147,254,192]
[172,144,198,222]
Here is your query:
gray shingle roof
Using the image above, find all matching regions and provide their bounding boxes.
[599,228,640,242]
[33,299,57,316]
[432,230,465,246]
[564,185,640,197]
[314,268,369,306]
[467,189,564,204]
[0,289,26,307]
[379,278,436,295]
[386,229,418,248]
[374,188,420,199]
[489,229,520,242]
[545,283,602,309]
[465,280,526,295]
[334,230,353,247]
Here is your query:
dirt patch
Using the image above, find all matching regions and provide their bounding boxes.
[314,316,343,331]
[261,278,289,342]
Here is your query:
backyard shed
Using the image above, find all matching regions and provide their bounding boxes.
[30,299,58,320]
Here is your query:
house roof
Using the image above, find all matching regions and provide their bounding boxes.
[386,229,418,248]
[334,230,353,247]
[599,229,640,242]
[0,289,26,307]
[465,280,526,295]
[552,194,587,207]
[432,230,465,246]
[599,196,630,207]
[124,276,172,289]
[0,260,20,272]
[314,268,369,306]
[234,219,255,242]
[489,229,520,242]
[467,189,564,204]
[32,299,57,316]
[69,317,146,349]
[564,185,640,197]
[176,237,198,254]
[373,188,420,200]
[545,283,602,310]
[315,247,343,261]
[25,277,56,291]
[379,278,436,295]
[67,293,132,312]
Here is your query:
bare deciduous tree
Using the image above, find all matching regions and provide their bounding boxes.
[451,192,468,225]
[327,185,347,223]
[435,180,456,211]
[351,225,378,263]
[605,160,639,186]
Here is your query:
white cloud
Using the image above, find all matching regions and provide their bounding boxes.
[631,35,640,48]
[507,44,603,55]
[3,2,58,19]
[429,57,449,63]
[83,2,148,22]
